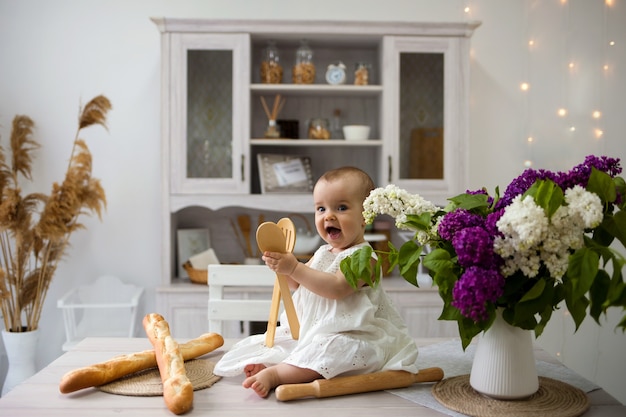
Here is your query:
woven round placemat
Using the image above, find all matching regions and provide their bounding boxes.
[97,359,221,396]
[432,375,590,417]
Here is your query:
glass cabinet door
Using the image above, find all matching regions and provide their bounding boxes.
[170,33,250,194]
[382,36,469,205]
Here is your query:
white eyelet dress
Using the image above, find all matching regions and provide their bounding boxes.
[213,242,419,379]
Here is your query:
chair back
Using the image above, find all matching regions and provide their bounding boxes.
[208,264,277,335]
[57,275,144,351]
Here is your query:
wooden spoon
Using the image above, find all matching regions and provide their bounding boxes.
[237,214,253,257]
[256,221,299,347]
[256,222,285,347]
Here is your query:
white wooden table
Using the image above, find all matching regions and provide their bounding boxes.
[0,337,623,416]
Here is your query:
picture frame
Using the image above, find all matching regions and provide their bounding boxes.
[257,153,314,193]
[176,228,211,278]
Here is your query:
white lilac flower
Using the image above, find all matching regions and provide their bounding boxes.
[496,195,548,251]
[564,185,603,228]
[362,185,437,231]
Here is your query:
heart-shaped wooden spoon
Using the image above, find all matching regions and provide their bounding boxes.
[256,221,299,347]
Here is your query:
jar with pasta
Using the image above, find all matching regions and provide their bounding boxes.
[354,62,370,85]
[260,41,283,84]
[308,118,330,140]
[292,39,315,84]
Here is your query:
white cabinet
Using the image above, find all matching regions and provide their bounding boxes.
[382,35,471,204]
[167,33,250,195]
[152,18,479,337]
[383,277,459,338]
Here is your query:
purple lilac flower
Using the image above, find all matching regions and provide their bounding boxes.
[438,209,484,241]
[556,155,622,190]
[451,266,505,322]
[485,209,505,237]
[495,168,558,210]
[496,156,622,211]
[452,226,498,268]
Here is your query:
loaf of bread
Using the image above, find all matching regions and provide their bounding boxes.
[59,331,224,394]
[143,313,194,415]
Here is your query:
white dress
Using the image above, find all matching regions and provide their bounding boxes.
[213,242,419,379]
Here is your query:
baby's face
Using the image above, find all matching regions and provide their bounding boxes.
[313,178,366,251]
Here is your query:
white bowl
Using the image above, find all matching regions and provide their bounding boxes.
[343,125,370,141]
[294,230,322,254]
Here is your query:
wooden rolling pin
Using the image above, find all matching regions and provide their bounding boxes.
[275,367,444,401]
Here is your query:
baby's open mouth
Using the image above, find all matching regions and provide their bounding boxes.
[326,226,341,239]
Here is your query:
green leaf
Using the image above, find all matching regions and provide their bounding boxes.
[565,295,589,331]
[567,248,599,300]
[519,279,546,302]
[403,213,435,233]
[448,192,490,211]
[340,246,376,289]
[514,282,553,329]
[458,317,484,350]
[589,269,610,323]
[586,167,616,203]
[614,176,626,210]
[605,210,626,250]
[524,179,563,218]
[535,304,555,338]
[398,241,422,286]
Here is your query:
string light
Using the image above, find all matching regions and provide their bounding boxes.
[517,1,610,167]
[595,129,604,139]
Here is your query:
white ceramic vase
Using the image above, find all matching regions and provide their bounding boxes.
[1,329,39,396]
[469,310,539,399]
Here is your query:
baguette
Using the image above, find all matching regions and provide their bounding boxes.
[59,332,223,394]
[144,313,194,415]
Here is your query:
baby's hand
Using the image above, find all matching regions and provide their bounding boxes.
[262,251,298,276]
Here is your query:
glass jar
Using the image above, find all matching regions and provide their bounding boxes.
[260,41,283,84]
[292,39,315,84]
[354,62,371,85]
[264,119,280,138]
[308,118,330,140]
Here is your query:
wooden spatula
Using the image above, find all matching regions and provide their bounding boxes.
[256,221,299,347]
[275,218,299,339]
[238,214,253,257]
[275,367,444,401]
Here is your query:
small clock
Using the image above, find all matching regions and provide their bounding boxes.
[325,62,347,85]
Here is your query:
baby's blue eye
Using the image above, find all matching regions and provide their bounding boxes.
[338,205,348,211]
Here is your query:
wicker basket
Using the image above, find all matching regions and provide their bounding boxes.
[183,261,208,285]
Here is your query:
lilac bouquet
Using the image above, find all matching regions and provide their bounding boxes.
[341,155,626,348]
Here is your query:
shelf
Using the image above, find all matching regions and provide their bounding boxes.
[250,139,383,146]
[170,193,314,212]
[251,84,382,97]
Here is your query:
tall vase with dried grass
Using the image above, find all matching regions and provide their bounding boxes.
[0,95,111,334]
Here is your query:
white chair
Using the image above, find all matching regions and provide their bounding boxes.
[57,275,144,351]
[208,265,279,336]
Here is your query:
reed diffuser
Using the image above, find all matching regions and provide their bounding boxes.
[260,94,285,138]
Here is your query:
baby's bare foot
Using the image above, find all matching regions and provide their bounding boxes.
[244,363,266,377]
[242,367,279,398]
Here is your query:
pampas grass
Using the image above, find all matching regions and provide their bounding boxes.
[0,95,111,332]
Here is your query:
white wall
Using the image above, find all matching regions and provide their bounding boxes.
[0,0,624,403]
